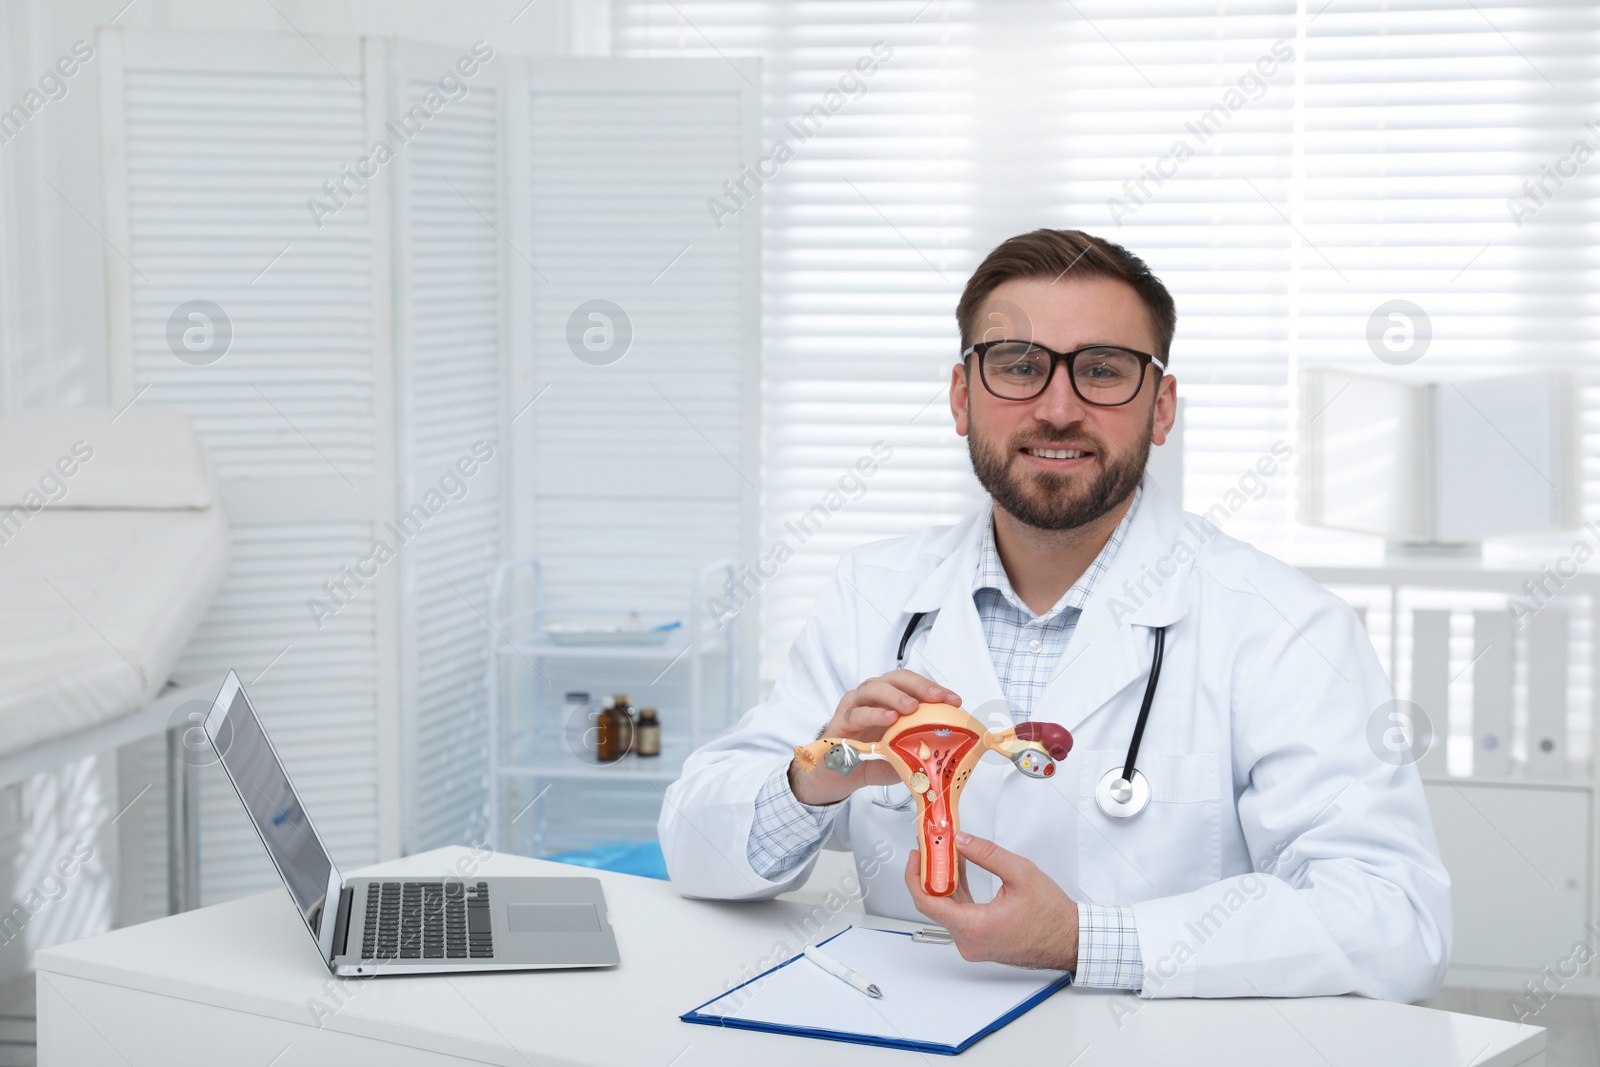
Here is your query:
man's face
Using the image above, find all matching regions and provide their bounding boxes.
[950,275,1177,532]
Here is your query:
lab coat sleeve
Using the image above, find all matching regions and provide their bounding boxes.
[1129,589,1453,1001]
[657,554,862,900]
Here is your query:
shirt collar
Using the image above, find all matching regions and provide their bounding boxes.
[973,483,1143,621]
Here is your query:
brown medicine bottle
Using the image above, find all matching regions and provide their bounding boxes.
[610,693,635,758]
[635,708,661,757]
[594,696,621,762]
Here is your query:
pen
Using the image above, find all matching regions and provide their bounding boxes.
[803,945,883,999]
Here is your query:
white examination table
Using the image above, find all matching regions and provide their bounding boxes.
[0,404,229,912]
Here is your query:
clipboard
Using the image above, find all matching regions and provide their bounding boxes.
[681,925,1072,1055]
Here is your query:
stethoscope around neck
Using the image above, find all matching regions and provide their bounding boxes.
[881,609,1168,819]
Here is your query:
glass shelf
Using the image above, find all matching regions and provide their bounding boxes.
[498,738,687,782]
[496,628,727,661]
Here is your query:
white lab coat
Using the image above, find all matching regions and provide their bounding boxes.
[659,475,1451,1001]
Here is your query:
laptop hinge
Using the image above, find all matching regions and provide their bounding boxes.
[330,884,354,962]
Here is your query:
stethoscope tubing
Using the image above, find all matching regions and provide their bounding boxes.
[1121,625,1166,783]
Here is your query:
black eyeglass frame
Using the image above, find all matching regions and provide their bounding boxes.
[961,339,1167,406]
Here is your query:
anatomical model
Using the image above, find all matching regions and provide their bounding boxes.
[792,704,1072,897]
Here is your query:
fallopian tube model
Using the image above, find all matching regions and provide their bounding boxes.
[792,704,1072,897]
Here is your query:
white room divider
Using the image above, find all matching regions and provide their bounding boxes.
[98,28,760,917]
[101,29,399,916]
[388,41,508,858]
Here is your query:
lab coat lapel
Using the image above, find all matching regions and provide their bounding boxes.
[1044,598,1144,734]
[897,508,1006,715]
[1036,475,1195,734]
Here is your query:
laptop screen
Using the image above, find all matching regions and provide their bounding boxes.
[214,686,335,942]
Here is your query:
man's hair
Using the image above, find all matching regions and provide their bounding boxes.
[955,229,1177,363]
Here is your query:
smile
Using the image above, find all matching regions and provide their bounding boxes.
[1022,448,1089,459]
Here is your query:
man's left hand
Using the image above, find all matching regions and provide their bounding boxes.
[904,831,1079,971]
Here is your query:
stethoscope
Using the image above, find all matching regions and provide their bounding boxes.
[1094,625,1165,819]
[884,609,1168,819]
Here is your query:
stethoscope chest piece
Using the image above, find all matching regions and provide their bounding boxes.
[1095,767,1151,819]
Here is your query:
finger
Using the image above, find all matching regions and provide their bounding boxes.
[853,678,924,718]
[860,674,957,712]
[842,703,903,733]
[953,831,1033,884]
[883,670,961,708]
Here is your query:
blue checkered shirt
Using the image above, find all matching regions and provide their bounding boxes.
[744,488,1146,989]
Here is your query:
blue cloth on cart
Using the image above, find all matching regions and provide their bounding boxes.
[547,840,669,880]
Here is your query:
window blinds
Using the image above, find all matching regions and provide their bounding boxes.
[614,0,1600,686]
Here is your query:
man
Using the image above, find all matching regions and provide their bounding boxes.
[659,228,1451,1000]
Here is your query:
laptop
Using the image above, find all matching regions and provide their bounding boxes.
[203,669,621,976]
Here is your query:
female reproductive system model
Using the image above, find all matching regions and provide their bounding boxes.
[792,704,1073,897]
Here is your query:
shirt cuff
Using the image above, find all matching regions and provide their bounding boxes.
[1074,902,1144,990]
[746,760,843,880]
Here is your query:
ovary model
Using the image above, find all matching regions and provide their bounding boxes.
[792,704,1072,897]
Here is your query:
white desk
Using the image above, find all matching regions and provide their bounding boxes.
[37,847,1543,1066]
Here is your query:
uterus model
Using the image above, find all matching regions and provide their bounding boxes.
[792,703,1072,897]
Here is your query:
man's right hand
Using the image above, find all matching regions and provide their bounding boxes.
[788,671,961,806]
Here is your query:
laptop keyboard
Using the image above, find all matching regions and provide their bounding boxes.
[360,881,494,960]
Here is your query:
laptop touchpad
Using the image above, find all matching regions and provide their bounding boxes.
[507,902,601,934]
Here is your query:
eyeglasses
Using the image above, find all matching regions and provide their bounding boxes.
[962,340,1166,406]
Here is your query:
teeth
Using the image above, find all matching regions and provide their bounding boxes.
[1026,448,1086,459]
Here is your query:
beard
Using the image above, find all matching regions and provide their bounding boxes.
[966,404,1153,532]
